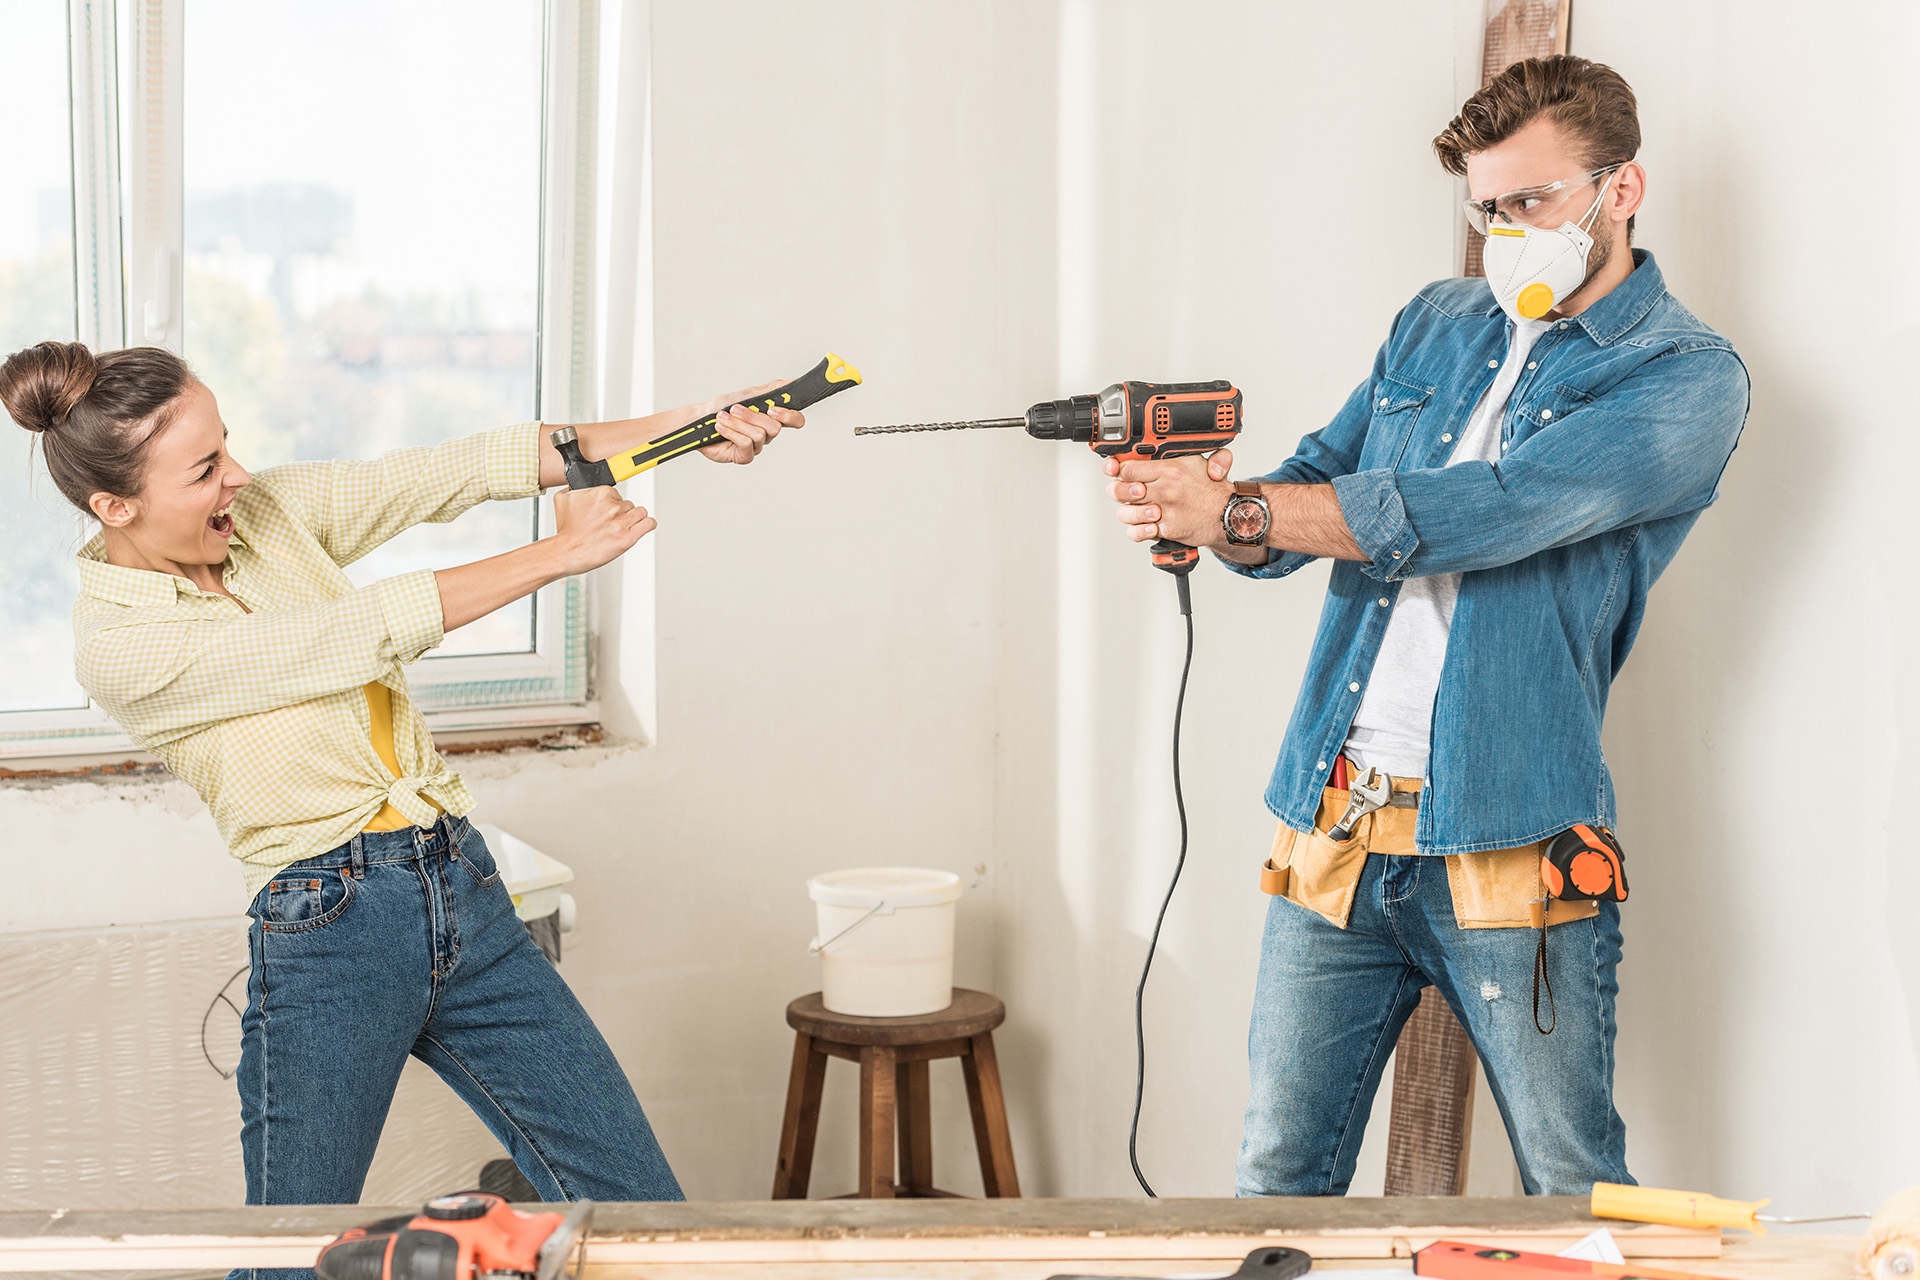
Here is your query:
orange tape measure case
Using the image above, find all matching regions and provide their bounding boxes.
[1541,823,1628,903]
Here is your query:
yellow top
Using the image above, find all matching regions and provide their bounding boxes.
[72,422,545,895]
[361,680,442,831]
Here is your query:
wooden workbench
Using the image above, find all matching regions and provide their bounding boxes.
[0,1197,1856,1277]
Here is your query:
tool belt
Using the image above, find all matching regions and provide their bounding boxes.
[1259,756,1421,896]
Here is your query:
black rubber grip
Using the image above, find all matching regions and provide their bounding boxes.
[609,354,861,479]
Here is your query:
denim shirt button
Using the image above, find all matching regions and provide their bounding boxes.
[1378,597,1390,607]
[1348,682,1360,692]
[1488,359,1499,368]
[1541,407,1554,419]
[1316,760,1326,770]
[1441,433,1453,442]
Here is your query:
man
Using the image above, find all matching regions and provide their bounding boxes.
[1105,56,1748,1195]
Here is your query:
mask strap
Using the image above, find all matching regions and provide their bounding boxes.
[1577,167,1621,236]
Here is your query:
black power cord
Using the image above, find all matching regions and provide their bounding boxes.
[201,964,249,1079]
[1128,589,1196,1198]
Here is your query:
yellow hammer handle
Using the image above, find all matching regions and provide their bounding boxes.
[1591,1183,1771,1235]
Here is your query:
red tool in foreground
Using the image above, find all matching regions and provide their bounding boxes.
[315,1193,590,1280]
[1415,1240,1718,1280]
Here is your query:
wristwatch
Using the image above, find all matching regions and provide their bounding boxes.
[1222,481,1271,546]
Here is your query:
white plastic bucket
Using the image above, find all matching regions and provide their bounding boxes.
[808,867,963,1016]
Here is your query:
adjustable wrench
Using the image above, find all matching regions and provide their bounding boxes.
[1328,766,1393,841]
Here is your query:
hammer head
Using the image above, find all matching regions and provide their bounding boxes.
[548,426,615,489]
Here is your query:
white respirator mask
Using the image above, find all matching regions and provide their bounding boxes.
[1480,168,1620,324]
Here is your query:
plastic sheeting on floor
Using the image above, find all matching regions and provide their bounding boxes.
[0,917,508,1210]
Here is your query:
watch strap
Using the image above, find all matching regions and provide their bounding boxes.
[1233,481,1263,497]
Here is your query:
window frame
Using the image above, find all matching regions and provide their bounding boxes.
[0,0,616,762]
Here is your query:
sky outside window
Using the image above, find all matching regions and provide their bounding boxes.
[0,1,87,712]
[183,0,546,657]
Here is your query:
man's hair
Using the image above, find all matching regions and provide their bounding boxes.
[1433,54,1640,178]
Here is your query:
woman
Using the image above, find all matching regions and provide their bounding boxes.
[0,340,801,1220]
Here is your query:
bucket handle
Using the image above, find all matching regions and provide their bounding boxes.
[808,900,887,955]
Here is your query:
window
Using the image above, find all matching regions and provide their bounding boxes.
[0,2,85,716]
[0,0,615,760]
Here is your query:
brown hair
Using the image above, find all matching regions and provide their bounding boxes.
[1434,55,1640,231]
[0,342,195,512]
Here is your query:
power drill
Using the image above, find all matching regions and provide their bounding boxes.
[854,378,1243,612]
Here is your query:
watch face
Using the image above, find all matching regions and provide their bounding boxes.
[1226,497,1267,542]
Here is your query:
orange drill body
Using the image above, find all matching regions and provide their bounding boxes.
[316,1193,591,1280]
[1023,379,1243,578]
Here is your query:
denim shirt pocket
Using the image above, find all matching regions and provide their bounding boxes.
[1360,374,1436,471]
[1509,383,1595,449]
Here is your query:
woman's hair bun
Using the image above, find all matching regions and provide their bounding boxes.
[0,341,100,435]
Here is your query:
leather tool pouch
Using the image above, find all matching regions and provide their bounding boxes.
[1540,823,1629,902]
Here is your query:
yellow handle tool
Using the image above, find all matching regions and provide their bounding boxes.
[1591,1183,1772,1235]
[549,353,862,489]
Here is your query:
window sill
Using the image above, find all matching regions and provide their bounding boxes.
[0,718,606,782]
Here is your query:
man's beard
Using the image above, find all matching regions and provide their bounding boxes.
[1561,229,1618,312]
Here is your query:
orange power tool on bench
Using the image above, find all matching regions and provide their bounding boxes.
[315,1193,591,1280]
[855,378,1243,612]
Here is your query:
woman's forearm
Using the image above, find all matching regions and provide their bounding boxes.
[434,485,656,633]
[537,405,702,490]
[433,539,570,634]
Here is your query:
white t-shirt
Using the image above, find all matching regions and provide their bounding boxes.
[1343,318,1549,780]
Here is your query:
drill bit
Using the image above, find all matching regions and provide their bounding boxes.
[853,417,1027,436]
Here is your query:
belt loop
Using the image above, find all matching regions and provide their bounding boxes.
[350,832,365,880]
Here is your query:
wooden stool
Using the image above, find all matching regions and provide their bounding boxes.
[772,988,1020,1200]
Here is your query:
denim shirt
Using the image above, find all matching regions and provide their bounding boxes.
[1230,251,1749,853]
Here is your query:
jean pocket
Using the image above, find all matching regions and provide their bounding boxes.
[259,867,356,933]
[450,827,501,887]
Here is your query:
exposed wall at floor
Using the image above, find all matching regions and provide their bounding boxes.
[4,0,1913,1215]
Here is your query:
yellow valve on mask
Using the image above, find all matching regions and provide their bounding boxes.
[1516,282,1556,319]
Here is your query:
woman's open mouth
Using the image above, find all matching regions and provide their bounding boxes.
[208,507,234,538]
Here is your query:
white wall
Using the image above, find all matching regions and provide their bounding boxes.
[2,0,1913,1217]
[1574,0,1920,1211]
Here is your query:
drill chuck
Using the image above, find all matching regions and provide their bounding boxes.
[1023,394,1098,442]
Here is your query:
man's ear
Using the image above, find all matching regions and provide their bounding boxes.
[88,491,139,529]
[1608,161,1647,227]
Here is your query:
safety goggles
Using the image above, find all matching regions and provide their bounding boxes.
[1463,163,1625,235]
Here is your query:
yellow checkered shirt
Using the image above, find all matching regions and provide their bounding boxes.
[73,423,545,895]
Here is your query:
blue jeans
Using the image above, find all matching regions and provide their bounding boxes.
[1236,852,1630,1197]
[230,815,680,1280]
